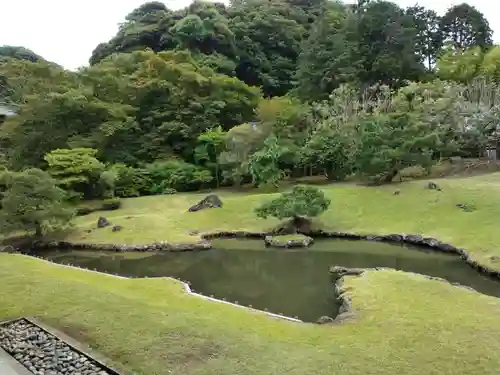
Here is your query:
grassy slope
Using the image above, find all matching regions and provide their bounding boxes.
[1,253,500,375]
[68,173,500,271]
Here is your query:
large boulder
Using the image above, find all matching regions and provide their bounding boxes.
[97,216,111,228]
[188,194,223,212]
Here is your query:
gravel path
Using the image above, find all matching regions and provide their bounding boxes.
[0,319,113,375]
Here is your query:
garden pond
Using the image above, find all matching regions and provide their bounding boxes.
[37,238,500,322]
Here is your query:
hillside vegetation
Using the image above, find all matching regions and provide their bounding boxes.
[1,1,500,219]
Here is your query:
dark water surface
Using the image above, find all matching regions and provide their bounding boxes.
[37,239,500,322]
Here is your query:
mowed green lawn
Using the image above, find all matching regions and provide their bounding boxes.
[3,174,500,374]
[67,173,500,271]
[1,253,500,375]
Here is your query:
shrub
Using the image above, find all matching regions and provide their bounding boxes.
[256,185,331,223]
[101,197,121,210]
[111,164,152,198]
[147,160,213,192]
[75,206,93,216]
[162,188,177,195]
[75,198,121,216]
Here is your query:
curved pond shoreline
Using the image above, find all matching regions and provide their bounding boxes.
[12,252,486,326]
[329,265,481,323]
[25,253,304,324]
[23,230,500,282]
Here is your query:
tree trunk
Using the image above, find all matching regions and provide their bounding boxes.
[215,163,220,189]
[383,168,399,184]
[35,222,43,237]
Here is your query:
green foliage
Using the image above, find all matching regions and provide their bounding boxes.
[1,0,497,195]
[0,58,77,105]
[101,197,122,210]
[479,46,500,81]
[356,1,425,87]
[0,168,74,236]
[229,1,307,96]
[0,45,45,63]
[44,148,105,200]
[406,5,442,68]
[110,164,152,198]
[437,46,484,83]
[296,3,361,101]
[301,122,355,181]
[75,198,122,216]
[5,88,135,168]
[99,169,118,198]
[147,160,213,192]
[255,185,331,220]
[248,134,290,187]
[439,3,492,50]
[355,111,442,184]
[194,126,227,188]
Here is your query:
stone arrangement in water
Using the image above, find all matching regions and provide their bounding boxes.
[0,319,114,375]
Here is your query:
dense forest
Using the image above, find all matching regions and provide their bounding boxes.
[1,0,500,229]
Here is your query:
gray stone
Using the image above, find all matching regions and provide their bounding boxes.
[264,235,314,249]
[427,181,441,191]
[111,226,122,232]
[330,266,365,277]
[316,316,335,324]
[188,194,223,212]
[0,319,115,375]
[96,217,111,229]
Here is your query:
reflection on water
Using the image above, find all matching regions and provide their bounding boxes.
[37,238,500,322]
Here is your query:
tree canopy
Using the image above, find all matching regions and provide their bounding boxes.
[0,0,497,221]
[0,168,74,236]
[255,185,331,220]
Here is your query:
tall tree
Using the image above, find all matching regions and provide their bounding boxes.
[440,3,493,50]
[406,5,442,69]
[355,1,425,87]
[170,1,235,57]
[89,2,176,65]
[296,2,361,101]
[229,1,307,96]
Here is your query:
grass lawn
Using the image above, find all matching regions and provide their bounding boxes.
[66,173,500,271]
[1,253,500,375]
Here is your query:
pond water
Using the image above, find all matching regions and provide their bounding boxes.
[37,238,500,322]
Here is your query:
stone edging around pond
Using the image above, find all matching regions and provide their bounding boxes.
[27,230,500,282]
[328,265,480,324]
[25,254,303,324]
[311,231,500,281]
[264,235,314,248]
[30,239,213,252]
[28,232,273,253]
